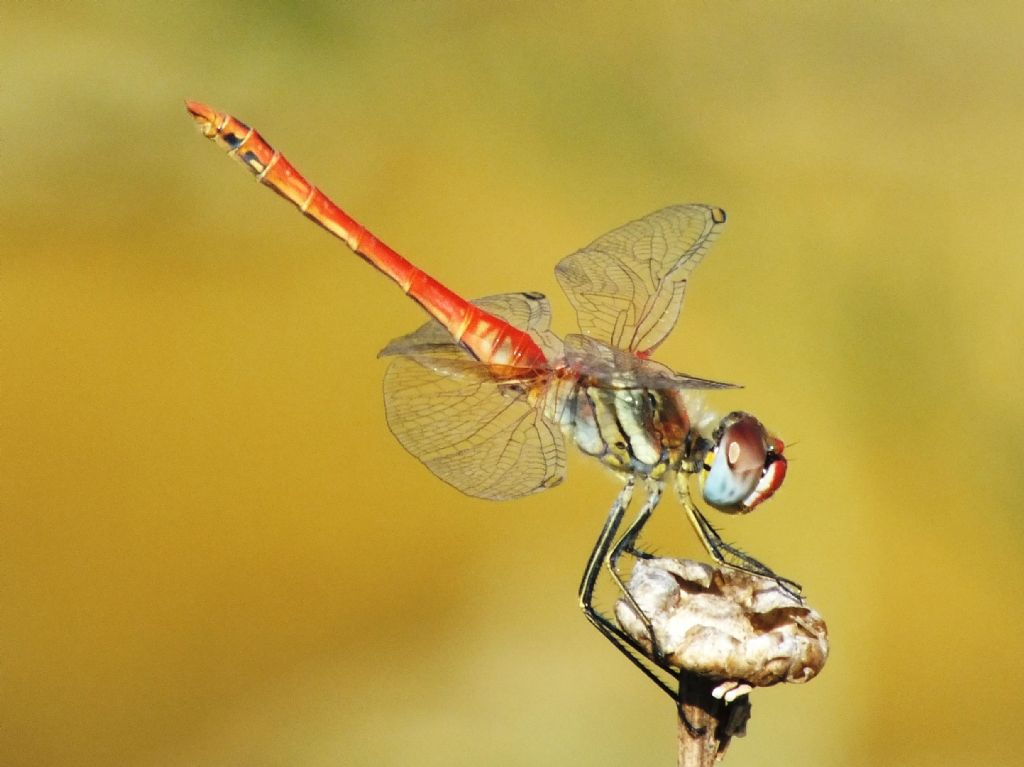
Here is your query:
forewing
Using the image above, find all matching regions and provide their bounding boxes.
[554,205,726,354]
[562,334,738,391]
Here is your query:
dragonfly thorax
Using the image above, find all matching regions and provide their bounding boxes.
[542,373,698,480]
[539,370,787,513]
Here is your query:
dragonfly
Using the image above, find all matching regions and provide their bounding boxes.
[186,101,797,698]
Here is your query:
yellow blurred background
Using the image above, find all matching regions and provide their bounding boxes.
[4,3,1023,765]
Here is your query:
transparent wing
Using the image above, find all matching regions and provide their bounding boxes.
[562,334,738,391]
[554,205,726,355]
[381,356,564,499]
[379,293,566,500]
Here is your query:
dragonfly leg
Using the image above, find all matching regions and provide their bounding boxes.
[606,483,665,662]
[578,479,680,699]
[612,481,662,560]
[618,523,657,560]
[675,478,803,599]
[577,478,634,605]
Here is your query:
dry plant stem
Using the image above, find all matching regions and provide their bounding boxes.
[676,671,750,766]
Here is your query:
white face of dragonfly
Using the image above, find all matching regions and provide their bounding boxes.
[699,412,787,513]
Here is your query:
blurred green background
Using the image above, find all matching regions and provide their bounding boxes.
[4,3,1023,765]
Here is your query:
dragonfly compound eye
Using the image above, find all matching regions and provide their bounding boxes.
[700,412,786,513]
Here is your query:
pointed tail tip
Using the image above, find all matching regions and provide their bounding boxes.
[184,100,215,122]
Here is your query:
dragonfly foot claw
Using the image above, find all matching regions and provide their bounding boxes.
[712,680,754,702]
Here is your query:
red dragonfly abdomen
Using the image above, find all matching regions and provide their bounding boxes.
[185,101,548,373]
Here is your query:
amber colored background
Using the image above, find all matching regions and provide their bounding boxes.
[4,4,1024,765]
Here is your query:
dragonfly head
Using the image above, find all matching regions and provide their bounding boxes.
[699,412,787,513]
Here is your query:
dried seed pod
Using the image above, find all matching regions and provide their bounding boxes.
[615,558,828,687]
